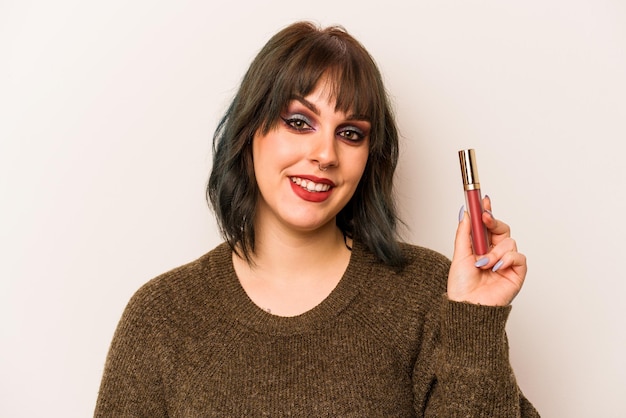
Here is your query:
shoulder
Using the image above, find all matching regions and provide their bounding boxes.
[348,242,451,345]
[354,241,451,303]
[398,242,451,284]
[122,243,231,321]
[398,242,451,270]
[399,243,450,301]
[364,242,450,281]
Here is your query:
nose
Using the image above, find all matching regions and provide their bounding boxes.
[309,128,338,170]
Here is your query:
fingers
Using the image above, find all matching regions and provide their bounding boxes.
[451,196,528,306]
[481,196,510,240]
[454,198,522,272]
[452,207,474,262]
[474,237,526,275]
[483,195,492,212]
[492,250,527,276]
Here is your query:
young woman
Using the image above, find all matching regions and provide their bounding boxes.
[95,21,539,417]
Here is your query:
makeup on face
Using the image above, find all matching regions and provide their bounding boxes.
[289,174,335,203]
[458,149,490,255]
[280,97,371,145]
[250,84,370,234]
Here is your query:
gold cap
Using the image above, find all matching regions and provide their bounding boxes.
[459,149,481,190]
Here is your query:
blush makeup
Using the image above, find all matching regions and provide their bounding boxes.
[458,149,490,255]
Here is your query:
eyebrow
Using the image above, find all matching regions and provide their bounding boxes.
[290,96,371,123]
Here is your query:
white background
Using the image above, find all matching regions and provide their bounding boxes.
[1,1,625,416]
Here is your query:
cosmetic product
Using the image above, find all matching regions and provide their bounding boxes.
[458,149,490,255]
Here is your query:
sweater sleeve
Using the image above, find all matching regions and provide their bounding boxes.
[414,297,540,417]
[94,286,169,418]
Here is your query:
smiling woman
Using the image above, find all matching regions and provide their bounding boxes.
[208,22,403,267]
[94,21,540,417]
[252,81,370,235]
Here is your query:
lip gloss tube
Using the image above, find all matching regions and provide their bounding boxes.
[458,149,490,255]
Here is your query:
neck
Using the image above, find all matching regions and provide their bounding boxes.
[247,220,348,281]
[232,219,352,316]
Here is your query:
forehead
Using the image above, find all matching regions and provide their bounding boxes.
[297,77,341,111]
[287,95,370,126]
[287,74,369,120]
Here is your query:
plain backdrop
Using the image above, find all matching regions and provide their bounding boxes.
[1,1,625,416]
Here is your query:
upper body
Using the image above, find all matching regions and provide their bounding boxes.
[96,21,538,416]
[94,240,538,417]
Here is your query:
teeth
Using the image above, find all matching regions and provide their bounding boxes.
[290,177,331,192]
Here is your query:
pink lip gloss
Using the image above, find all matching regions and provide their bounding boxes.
[458,149,490,255]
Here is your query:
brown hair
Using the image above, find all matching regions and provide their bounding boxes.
[207,21,406,267]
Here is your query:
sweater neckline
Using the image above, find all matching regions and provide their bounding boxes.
[209,240,376,336]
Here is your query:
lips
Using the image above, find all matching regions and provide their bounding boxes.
[290,176,332,192]
[289,175,335,202]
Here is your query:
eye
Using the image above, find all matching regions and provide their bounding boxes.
[281,114,313,132]
[338,127,366,142]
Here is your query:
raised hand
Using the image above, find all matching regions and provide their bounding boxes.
[447,196,527,306]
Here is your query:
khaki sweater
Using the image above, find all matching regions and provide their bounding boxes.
[95,241,539,417]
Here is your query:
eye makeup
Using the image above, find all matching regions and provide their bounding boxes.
[280,114,313,132]
[337,125,366,142]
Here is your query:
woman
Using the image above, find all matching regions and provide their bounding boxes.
[95,21,539,416]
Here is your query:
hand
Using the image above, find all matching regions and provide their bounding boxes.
[447,196,527,306]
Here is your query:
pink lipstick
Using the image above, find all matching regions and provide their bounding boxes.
[458,149,490,255]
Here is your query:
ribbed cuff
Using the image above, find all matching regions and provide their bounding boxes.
[441,296,512,369]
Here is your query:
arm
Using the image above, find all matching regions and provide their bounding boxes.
[421,298,539,417]
[414,197,539,417]
[94,288,169,418]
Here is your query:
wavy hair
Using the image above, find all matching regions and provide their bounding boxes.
[207,21,406,268]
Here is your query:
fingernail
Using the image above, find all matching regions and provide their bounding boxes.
[485,209,494,219]
[485,194,491,204]
[474,257,489,268]
[492,259,504,272]
[458,205,465,222]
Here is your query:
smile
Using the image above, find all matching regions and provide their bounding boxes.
[290,176,332,192]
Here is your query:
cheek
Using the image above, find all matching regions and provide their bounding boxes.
[252,134,275,178]
[347,149,370,181]
[253,131,303,169]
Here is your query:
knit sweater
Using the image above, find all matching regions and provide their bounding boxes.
[95,241,539,417]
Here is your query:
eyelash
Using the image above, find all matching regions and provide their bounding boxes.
[280,115,367,143]
[281,115,312,132]
[338,128,365,142]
